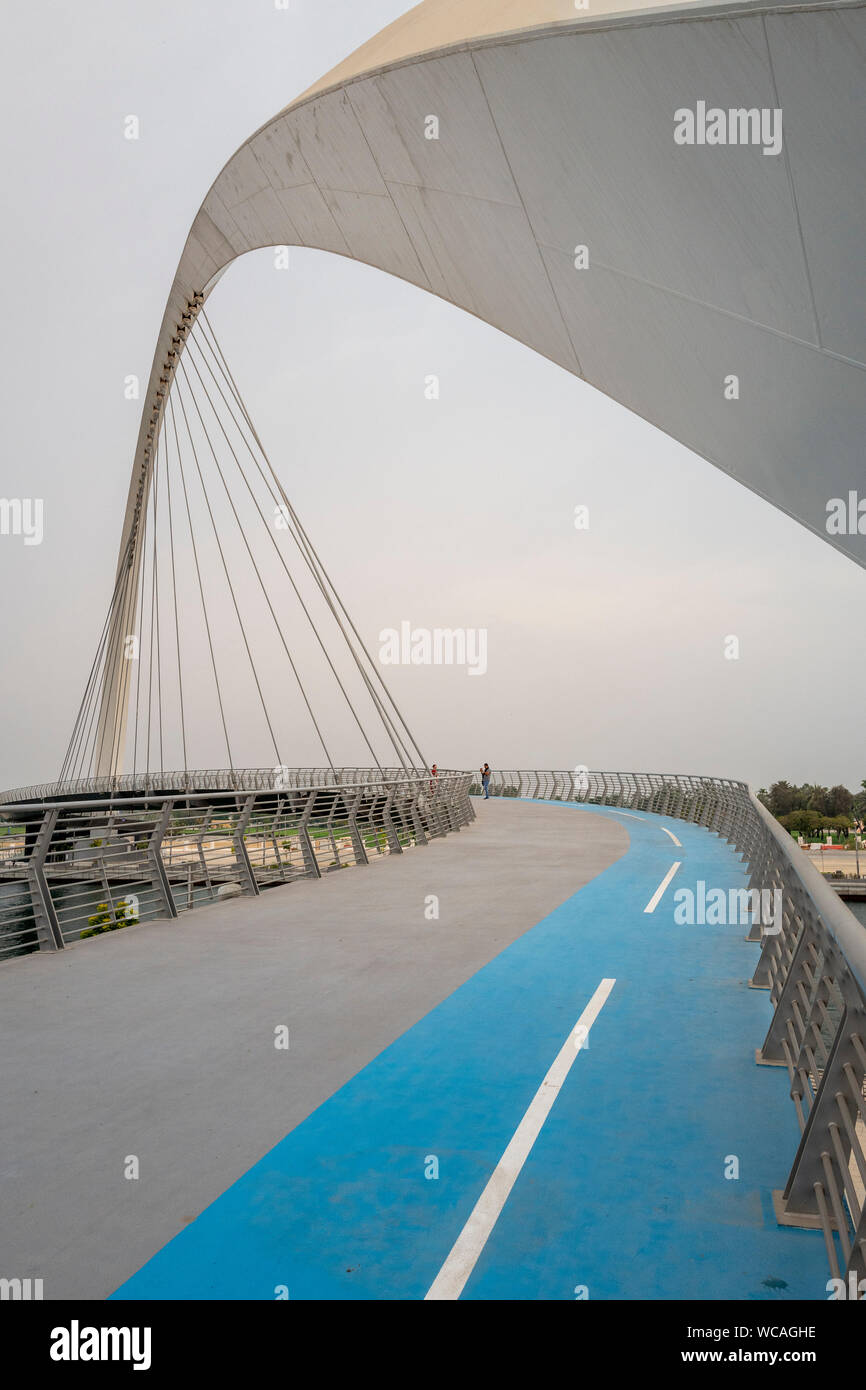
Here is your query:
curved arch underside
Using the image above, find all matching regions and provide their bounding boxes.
[124,0,866,577]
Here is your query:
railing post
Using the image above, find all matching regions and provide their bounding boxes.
[748,910,782,980]
[428,783,448,838]
[270,794,287,882]
[437,787,458,834]
[456,778,474,826]
[26,809,63,951]
[382,792,403,854]
[299,791,322,879]
[754,923,816,1065]
[149,800,178,919]
[409,790,428,846]
[346,790,369,866]
[233,794,261,895]
[746,862,787,951]
[774,1003,866,1230]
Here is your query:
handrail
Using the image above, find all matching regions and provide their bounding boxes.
[0,771,468,818]
[0,766,433,806]
[0,764,751,807]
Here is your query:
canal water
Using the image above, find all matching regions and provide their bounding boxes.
[847,900,866,928]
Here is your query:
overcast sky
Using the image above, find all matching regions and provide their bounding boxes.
[0,0,863,794]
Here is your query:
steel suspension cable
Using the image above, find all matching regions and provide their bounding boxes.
[183,337,383,774]
[197,311,426,770]
[178,352,338,772]
[168,395,235,772]
[106,483,151,780]
[174,371,282,767]
[130,494,150,782]
[185,332,385,771]
[163,421,189,774]
[195,314,425,771]
[88,470,155,780]
[144,438,164,777]
[64,309,431,785]
[87,544,140,780]
[59,537,135,783]
[196,314,417,771]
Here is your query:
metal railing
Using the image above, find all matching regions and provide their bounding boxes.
[478,769,866,1295]
[0,766,428,806]
[0,769,473,961]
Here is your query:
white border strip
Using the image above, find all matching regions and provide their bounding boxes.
[425,978,616,1301]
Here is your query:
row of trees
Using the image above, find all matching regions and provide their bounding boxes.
[757,780,866,837]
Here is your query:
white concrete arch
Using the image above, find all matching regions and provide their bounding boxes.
[97,0,866,772]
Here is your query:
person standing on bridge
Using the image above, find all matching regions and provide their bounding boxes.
[481,763,491,799]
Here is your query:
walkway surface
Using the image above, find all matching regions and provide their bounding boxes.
[1,799,830,1299]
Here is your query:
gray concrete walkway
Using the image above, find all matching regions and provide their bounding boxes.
[0,799,627,1299]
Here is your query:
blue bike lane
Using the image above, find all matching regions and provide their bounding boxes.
[113,802,829,1301]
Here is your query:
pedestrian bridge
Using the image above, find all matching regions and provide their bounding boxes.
[4,0,864,1308]
[2,775,863,1300]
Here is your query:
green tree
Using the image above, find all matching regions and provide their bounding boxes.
[827,785,854,817]
[761,777,864,830]
[766,781,798,817]
[806,786,832,816]
[826,815,853,834]
[780,808,823,836]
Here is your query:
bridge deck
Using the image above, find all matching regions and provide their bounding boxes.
[0,800,829,1299]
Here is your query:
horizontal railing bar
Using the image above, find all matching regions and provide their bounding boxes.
[0,775,467,818]
[0,766,435,805]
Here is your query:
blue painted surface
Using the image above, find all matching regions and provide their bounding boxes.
[112,803,830,1301]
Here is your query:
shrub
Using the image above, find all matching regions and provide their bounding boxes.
[81,897,140,939]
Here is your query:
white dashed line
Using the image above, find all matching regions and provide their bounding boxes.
[425,978,617,1301]
[661,826,682,847]
[644,861,682,913]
